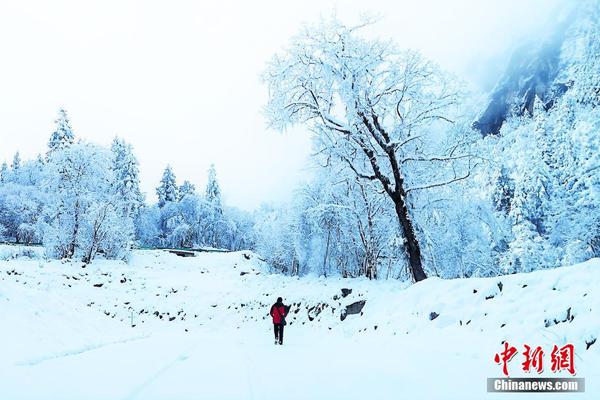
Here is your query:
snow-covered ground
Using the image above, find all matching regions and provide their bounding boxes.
[0,245,598,399]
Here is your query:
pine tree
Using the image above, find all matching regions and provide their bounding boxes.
[11,152,21,171]
[111,137,144,217]
[493,166,514,214]
[35,154,45,166]
[179,180,196,200]
[156,165,178,207]
[0,162,8,183]
[205,164,222,215]
[48,108,75,153]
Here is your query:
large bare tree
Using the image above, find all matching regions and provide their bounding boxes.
[263,18,474,282]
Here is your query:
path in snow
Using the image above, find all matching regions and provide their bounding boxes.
[4,322,597,400]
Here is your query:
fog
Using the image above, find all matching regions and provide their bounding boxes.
[0,0,570,210]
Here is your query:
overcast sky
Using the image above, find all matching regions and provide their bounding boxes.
[0,0,566,210]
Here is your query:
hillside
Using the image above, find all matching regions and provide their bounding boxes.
[0,246,598,399]
[474,0,600,135]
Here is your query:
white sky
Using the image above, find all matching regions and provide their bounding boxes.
[0,0,565,210]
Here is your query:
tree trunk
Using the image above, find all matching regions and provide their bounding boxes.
[68,199,80,259]
[393,196,427,282]
[322,229,331,276]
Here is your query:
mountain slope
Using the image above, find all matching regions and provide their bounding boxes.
[474,0,600,135]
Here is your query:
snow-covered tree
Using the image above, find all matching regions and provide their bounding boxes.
[42,143,133,261]
[0,162,7,183]
[11,152,21,171]
[179,180,196,200]
[263,17,473,282]
[156,165,178,208]
[0,182,45,244]
[205,164,222,215]
[136,205,162,248]
[48,108,75,153]
[111,137,144,218]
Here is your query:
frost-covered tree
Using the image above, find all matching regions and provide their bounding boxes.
[253,205,299,275]
[0,182,45,244]
[156,165,178,208]
[11,152,21,171]
[48,108,75,153]
[42,143,133,261]
[205,164,223,215]
[0,162,7,183]
[263,17,474,281]
[111,137,144,218]
[203,164,228,247]
[179,180,196,200]
[136,205,162,248]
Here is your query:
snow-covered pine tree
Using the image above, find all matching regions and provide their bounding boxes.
[47,108,75,153]
[111,137,144,218]
[179,180,196,200]
[203,164,227,248]
[493,166,515,214]
[11,152,21,171]
[0,162,7,183]
[156,165,178,207]
[205,164,222,215]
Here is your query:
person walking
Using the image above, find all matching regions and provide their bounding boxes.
[270,297,287,345]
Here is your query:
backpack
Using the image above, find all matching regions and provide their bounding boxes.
[274,304,287,326]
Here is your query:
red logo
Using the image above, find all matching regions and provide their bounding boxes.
[494,343,576,376]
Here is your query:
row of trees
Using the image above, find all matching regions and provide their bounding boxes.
[137,163,253,251]
[0,109,252,262]
[1,16,597,279]
[0,110,138,261]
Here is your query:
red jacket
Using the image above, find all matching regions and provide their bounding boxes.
[270,303,286,324]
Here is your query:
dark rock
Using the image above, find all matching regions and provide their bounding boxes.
[429,312,439,321]
[586,338,596,350]
[341,288,352,298]
[340,300,366,321]
[93,283,103,288]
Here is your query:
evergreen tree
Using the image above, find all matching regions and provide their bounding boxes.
[11,152,21,171]
[493,166,514,214]
[179,180,196,200]
[156,165,178,207]
[111,137,144,217]
[205,164,222,215]
[0,162,7,183]
[48,108,75,153]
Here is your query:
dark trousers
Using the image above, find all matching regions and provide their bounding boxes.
[274,324,284,344]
